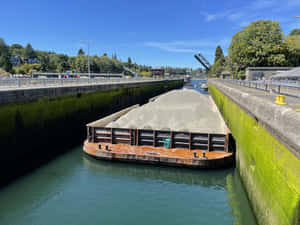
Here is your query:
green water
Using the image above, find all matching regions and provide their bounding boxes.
[0,147,257,225]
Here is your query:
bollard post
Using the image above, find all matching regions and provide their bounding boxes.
[275,95,286,105]
[277,85,281,94]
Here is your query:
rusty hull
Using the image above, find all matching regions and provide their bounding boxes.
[83,140,234,169]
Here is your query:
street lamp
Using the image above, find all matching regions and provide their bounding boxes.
[80,40,96,78]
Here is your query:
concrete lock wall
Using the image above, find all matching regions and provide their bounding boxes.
[208,80,300,225]
[0,79,183,184]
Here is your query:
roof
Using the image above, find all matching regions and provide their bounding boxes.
[271,67,300,79]
[246,67,293,71]
[221,71,231,75]
[152,67,164,70]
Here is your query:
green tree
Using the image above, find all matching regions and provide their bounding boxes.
[75,55,88,72]
[0,53,12,72]
[0,38,9,56]
[127,57,132,67]
[56,54,70,72]
[228,20,287,78]
[284,32,300,66]
[10,44,24,56]
[24,43,36,59]
[77,48,85,55]
[38,53,50,72]
[214,45,225,64]
[289,29,300,36]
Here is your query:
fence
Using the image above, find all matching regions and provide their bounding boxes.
[88,127,229,152]
[0,77,164,89]
[220,79,300,98]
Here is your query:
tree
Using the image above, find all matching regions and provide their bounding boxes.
[284,33,300,66]
[0,53,12,72]
[38,54,50,72]
[10,44,24,56]
[56,54,70,72]
[77,48,85,55]
[228,20,287,78]
[214,45,224,64]
[289,29,300,36]
[0,38,9,56]
[24,43,36,59]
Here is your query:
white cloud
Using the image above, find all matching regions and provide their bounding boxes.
[144,42,195,53]
[202,0,299,26]
[144,39,230,54]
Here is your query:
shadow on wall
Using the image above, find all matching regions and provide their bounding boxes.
[0,80,183,187]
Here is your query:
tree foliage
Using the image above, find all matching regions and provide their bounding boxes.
[214,45,224,64]
[228,20,287,78]
[77,48,85,55]
[289,29,300,36]
[24,43,36,59]
[209,46,225,77]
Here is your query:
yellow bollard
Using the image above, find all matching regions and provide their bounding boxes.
[275,95,286,105]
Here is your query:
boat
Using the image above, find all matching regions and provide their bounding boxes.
[201,83,208,91]
[83,90,234,169]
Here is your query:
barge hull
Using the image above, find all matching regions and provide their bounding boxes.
[83,141,234,169]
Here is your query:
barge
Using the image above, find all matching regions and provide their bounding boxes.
[83,89,234,169]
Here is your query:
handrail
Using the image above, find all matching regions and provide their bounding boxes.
[217,79,300,98]
[0,77,181,89]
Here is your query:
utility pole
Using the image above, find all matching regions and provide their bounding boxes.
[80,40,95,78]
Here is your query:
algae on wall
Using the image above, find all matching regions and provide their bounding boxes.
[0,80,183,184]
[209,84,300,225]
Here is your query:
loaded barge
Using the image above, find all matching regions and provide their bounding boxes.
[83,89,234,169]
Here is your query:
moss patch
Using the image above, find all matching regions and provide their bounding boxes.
[0,80,183,184]
[209,84,300,225]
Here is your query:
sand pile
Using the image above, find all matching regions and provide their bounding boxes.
[106,89,226,133]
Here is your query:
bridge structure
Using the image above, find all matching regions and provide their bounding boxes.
[123,66,139,77]
[194,53,211,71]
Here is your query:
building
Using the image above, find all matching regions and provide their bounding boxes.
[270,67,300,81]
[245,67,293,80]
[221,71,231,79]
[151,67,165,78]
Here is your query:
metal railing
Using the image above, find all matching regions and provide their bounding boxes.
[0,77,167,89]
[219,79,300,98]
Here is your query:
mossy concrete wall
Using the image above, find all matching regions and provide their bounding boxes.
[0,79,183,185]
[208,81,300,225]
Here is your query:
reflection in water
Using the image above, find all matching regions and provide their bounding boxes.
[0,136,257,224]
[83,156,230,187]
[83,155,257,225]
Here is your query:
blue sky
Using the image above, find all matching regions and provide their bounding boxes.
[0,0,299,68]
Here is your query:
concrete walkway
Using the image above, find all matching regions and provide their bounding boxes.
[221,82,300,111]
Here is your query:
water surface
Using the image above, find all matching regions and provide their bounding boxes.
[0,147,257,225]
